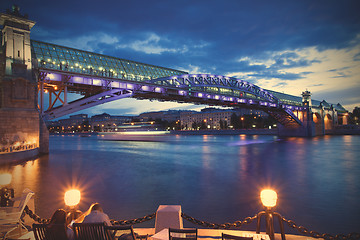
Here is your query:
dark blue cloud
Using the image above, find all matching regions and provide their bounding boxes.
[249,72,306,81]
[272,53,320,69]
[354,52,360,61]
[328,67,351,72]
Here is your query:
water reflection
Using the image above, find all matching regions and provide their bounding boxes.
[1,134,359,234]
[0,159,41,198]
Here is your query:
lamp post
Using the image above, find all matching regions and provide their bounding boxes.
[0,173,14,207]
[256,189,286,240]
[64,189,81,222]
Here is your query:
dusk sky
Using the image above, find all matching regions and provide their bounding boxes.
[2,0,360,116]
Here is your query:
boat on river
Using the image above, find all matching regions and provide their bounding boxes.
[98,131,172,142]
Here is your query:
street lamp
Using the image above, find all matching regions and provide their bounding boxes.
[64,189,82,221]
[64,189,81,207]
[256,189,286,240]
[261,189,277,208]
[0,173,14,207]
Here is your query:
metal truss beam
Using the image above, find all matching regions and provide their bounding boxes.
[43,89,132,120]
[266,108,303,127]
[38,70,303,127]
[148,74,278,103]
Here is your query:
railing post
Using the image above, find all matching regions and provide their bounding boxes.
[154,205,183,233]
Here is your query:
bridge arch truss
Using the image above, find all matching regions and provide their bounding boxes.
[148,74,278,103]
[38,70,304,127]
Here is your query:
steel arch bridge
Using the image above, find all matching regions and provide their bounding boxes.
[39,69,304,127]
[31,39,305,127]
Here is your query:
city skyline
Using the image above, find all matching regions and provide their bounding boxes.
[1,0,359,116]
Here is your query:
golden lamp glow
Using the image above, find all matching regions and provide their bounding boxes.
[64,189,81,207]
[260,189,277,208]
[0,173,12,186]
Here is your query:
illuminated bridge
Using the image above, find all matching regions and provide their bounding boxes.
[30,40,348,131]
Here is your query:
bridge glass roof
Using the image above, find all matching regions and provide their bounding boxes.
[30,40,187,81]
[268,90,303,106]
[30,40,347,112]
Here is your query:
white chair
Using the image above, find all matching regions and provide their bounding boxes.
[0,188,35,238]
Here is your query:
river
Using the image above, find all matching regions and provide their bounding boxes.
[2,134,360,235]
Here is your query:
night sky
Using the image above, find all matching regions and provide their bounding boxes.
[1,0,360,116]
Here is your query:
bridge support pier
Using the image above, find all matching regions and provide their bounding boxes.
[0,7,49,164]
[277,102,319,137]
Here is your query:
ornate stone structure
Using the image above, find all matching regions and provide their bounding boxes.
[0,6,48,164]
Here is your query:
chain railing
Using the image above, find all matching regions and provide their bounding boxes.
[23,206,360,240]
[182,213,360,240]
[110,212,156,225]
[181,212,258,229]
[281,216,360,240]
[24,205,50,224]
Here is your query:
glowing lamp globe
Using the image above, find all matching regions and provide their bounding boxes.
[64,189,81,207]
[260,189,277,208]
[0,173,12,186]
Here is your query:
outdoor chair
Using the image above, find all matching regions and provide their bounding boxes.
[32,223,68,240]
[73,222,112,240]
[168,228,197,240]
[0,188,34,239]
[221,233,253,240]
[106,225,149,240]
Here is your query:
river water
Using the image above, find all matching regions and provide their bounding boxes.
[2,134,360,235]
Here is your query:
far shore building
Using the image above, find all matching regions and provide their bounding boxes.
[180,108,267,130]
[139,110,186,123]
[46,114,89,132]
[90,113,132,132]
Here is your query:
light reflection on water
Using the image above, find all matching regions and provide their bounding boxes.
[1,134,359,235]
